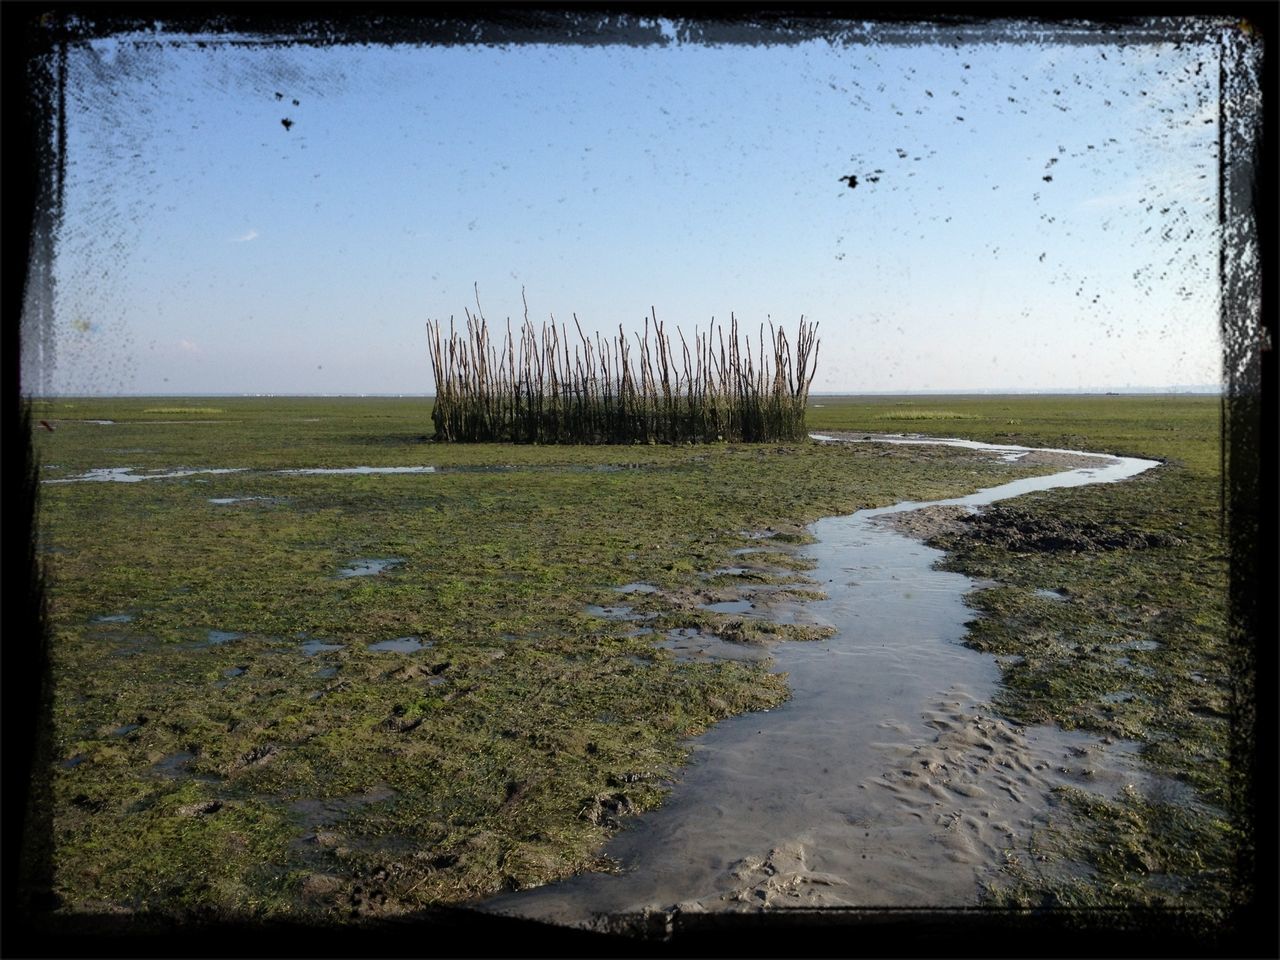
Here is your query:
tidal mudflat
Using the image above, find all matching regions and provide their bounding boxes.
[27,394,1235,929]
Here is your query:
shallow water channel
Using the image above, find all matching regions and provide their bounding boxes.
[480,434,1163,925]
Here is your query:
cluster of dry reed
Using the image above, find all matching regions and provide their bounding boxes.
[426,301,819,444]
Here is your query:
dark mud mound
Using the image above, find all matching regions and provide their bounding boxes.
[955,506,1182,553]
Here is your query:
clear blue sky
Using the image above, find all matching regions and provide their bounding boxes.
[33,21,1226,395]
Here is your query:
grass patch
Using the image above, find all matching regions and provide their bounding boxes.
[141,407,226,415]
[34,395,1064,920]
[878,409,980,421]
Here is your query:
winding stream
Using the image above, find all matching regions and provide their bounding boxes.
[480,433,1165,926]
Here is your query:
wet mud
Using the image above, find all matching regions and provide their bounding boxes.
[481,435,1163,925]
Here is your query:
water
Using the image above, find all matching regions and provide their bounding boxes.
[279,466,436,475]
[482,435,1162,923]
[656,628,771,664]
[701,599,755,615]
[367,637,427,653]
[92,613,135,624]
[45,467,247,484]
[300,640,344,656]
[337,558,403,578]
[43,465,435,484]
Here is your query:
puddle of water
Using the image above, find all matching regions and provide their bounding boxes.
[368,637,426,653]
[337,558,403,578]
[279,466,436,475]
[615,583,658,595]
[702,599,755,615]
[92,613,134,624]
[44,467,247,485]
[207,630,243,645]
[584,604,652,621]
[314,666,339,679]
[46,465,437,484]
[300,640,344,656]
[221,666,246,678]
[109,723,141,737]
[656,629,771,664]
[209,496,274,505]
[79,419,116,425]
[483,434,1161,924]
[62,755,87,768]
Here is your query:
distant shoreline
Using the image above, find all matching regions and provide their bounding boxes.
[26,389,1224,400]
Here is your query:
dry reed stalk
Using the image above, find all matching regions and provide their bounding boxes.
[426,298,819,444]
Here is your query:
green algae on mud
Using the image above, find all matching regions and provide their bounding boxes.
[35,396,1068,920]
[808,394,1237,916]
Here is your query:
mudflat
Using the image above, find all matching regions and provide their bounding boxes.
[26,393,1234,926]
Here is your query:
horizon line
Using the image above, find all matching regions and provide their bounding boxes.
[27,387,1224,399]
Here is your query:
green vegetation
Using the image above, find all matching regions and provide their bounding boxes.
[28,393,1233,921]
[806,394,1236,915]
[140,407,226,415]
[877,409,980,421]
[33,395,1061,920]
[427,311,818,443]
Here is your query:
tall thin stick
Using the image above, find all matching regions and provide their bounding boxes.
[426,303,819,444]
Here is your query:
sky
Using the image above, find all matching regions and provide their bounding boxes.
[27,16,1234,396]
